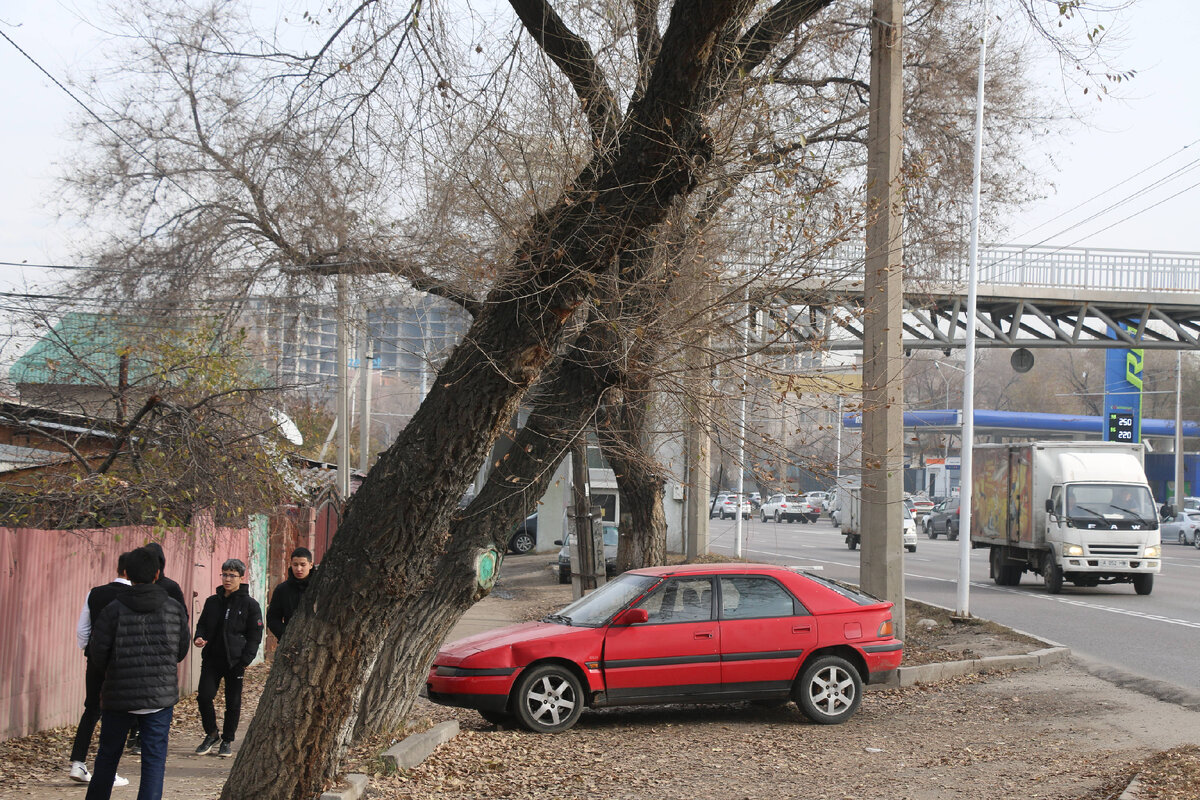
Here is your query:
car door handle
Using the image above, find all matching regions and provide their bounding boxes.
[792,624,812,633]
[694,631,714,639]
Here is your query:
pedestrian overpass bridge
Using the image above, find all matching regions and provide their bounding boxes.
[762,243,1200,351]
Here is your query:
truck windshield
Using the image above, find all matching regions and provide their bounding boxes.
[1066,484,1156,525]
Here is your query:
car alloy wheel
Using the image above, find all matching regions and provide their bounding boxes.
[509,530,535,554]
[795,654,862,724]
[1180,532,1187,545]
[513,664,584,733]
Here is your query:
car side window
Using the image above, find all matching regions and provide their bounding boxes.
[719,576,806,620]
[636,577,713,624]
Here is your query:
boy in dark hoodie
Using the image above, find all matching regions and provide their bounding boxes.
[192,558,263,758]
[84,546,190,800]
[266,547,315,640]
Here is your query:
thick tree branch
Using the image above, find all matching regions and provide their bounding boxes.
[508,0,620,147]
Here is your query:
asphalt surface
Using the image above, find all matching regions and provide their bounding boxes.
[707,515,1200,692]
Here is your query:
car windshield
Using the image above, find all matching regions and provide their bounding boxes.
[1066,484,1155,523]
[547,572,660,627]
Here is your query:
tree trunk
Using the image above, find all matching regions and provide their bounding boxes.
[353,325,608,737]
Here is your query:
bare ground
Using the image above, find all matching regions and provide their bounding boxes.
[5,556,1199,799]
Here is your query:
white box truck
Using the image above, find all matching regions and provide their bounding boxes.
[970,441,1161,595]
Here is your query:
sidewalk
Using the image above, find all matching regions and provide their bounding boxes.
[0,556,562,800]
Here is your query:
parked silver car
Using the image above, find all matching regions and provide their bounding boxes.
[1161,510,1200,545]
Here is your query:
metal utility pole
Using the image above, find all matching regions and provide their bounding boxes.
[1176,350,1185,507]
[735,288,749,558]
[357,323,373,473]
[957,3,990,619]
[336,273,351,498]
[861,0,905,639]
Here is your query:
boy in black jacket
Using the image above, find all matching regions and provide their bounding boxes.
[84,546,190,800]
[192,558,263,758]
[266,547,315,640]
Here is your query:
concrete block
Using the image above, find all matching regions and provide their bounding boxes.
[319,773,368,800]
[383,720,460,769]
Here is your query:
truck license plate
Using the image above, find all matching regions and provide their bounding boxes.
[1098,559,1127,569]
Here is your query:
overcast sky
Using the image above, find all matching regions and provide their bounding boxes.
[1,0,1197,299]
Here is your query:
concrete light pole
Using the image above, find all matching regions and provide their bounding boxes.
[861,0,905,639]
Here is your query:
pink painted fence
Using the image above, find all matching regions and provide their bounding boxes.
[1,519,251,741]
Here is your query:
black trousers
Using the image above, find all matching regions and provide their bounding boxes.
[197,659,245,742]
[70,667,104,763]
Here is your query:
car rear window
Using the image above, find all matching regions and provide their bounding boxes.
[796,571,884,606]
[786,495,803,503]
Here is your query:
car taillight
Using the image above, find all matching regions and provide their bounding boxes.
[877,619,894,637]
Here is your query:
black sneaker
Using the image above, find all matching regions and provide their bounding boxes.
[194,733,221,756]
[217,740,233,758]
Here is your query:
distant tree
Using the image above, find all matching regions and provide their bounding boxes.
[0,312,298,528]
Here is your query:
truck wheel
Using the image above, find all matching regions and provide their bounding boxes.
[1133,574,1154,595]
[846,536,858,551]
[1042,557,1063,594]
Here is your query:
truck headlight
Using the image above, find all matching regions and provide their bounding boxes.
[1143,545,1160,558]
[1064,544,1084,557]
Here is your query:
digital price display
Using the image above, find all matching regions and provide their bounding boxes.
[1107,410,1137,442]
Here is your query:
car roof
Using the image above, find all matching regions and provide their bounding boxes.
[628,562,793,577]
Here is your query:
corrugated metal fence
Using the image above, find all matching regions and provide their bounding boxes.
[1,518,256,741]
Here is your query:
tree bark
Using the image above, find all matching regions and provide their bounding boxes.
[352,324,609,737]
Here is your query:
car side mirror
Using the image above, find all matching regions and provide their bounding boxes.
[1045,499,1054,514]
[612,608,648,626]
[554,540,563,546]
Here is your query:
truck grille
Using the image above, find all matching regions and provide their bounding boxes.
[1086,544,1141,557]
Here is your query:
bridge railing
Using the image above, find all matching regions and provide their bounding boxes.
[810,243,1200,293]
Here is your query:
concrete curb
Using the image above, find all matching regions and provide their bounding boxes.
[890,646,1071,687]
[1118,774,1145,800]
[319,773,368,800]
[382,720,460,769]
[319,721,460,799]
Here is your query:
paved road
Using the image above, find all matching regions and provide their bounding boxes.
[706,514,1200,690]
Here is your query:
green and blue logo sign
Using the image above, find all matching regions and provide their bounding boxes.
[1104,343,1143,443]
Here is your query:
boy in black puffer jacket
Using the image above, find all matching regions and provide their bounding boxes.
[84,546,190,800]
[192,559,263,759]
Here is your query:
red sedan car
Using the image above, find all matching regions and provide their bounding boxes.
[426,563,902,733]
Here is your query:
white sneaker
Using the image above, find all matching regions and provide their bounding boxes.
[69,761,91,782]
[113,774,130,787]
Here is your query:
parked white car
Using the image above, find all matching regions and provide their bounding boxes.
[710,493,751,520]
[760,494,819,523]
